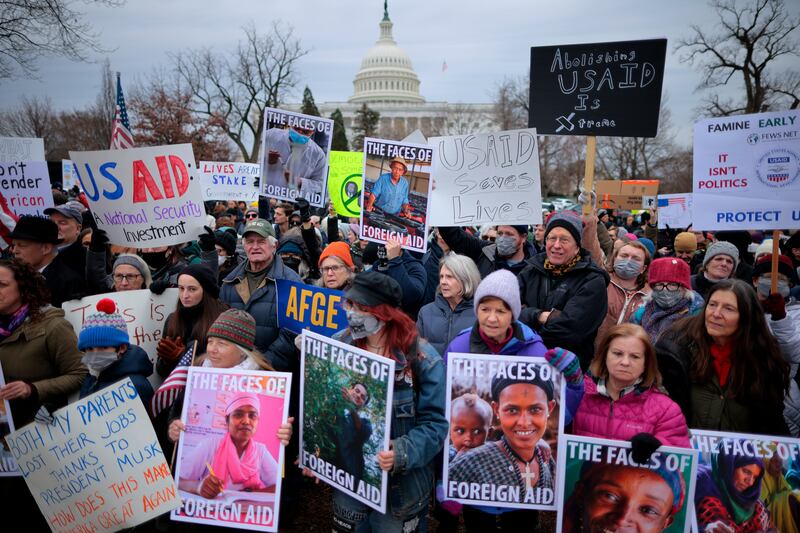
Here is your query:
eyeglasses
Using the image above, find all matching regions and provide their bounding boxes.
[343,300,367,312]
[113,273,142,283]
[321,265,345,274]
[245,213,258,219]
[652,282,682,292]
[481,236,496,242]
[546,236,574,245]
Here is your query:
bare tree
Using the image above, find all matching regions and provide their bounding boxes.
[678,0,800,115]
[0,0,122,79]
[443,103,490,136]
[172,22,308,162]
[492,75,528,130]
[0,95,57,152]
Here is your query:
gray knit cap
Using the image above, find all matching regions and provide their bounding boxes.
[473,269,521,320]
[113,254,153,288]
[702,241,740,270]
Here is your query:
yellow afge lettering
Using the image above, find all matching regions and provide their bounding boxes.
[326,295,341,329]
[286,286,299,320]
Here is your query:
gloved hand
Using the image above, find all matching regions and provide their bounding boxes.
[198,225,216,252]
[296,198,311,223]
[543,347,582,385]
[630,433,662,464]
[157,336,185,361]
[763,292,787,320]
[149,279,172,295]
[435,483,462,516]
[90,228,109,252]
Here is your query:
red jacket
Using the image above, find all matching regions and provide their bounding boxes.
[572,374,690,447]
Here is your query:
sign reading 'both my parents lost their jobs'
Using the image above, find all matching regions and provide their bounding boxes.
[529,39,667,137]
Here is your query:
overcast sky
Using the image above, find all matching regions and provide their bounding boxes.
[1,0,797,142]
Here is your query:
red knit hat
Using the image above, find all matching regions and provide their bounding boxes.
[319,241,355,269]
[752,254,799,284]
[648,257,691,289]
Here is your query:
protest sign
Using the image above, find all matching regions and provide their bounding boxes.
[597,179,660,211]
[6,378,180,532]
[171,367,291,532]
[276,279,347,337]
[690,429,800,533]
[692,110,800,231]
[0,160,54,218]
[260,108,333,207]
[69,144,206,248]
[428,129,543,227]
[62,160,78,191]
[529,39,667,137]
[0,136,45,161]
[199,161,260,202]
[0,363,19,477]
[557,434,698,533]
[328,151,363,217]
[658,193,693,229]
[299,330,394,512]
[360,137,434,253]
[443,353,565,510]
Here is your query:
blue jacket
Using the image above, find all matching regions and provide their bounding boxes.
[416,294,475,356]
[383,250,427,319]
[333,330,448,519]
[220,256,301,353]
[80,344,154,408]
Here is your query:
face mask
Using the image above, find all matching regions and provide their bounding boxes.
[141,251,167,270]
[495,235,518,258]
[288,129,310,145]
[652,289,684,309]
[614,258,642,280]
[82,350,119,376]
[757,277,791,299]
[346,309,384,339]
[282,256,301,272]
[217,255,227,267]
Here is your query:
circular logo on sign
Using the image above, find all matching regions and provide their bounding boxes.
[747,133,759,145]
[339,173,362,216]
[755,148,800,188]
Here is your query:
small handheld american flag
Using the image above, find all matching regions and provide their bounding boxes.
[110,72,135,150]
[150,341,196,418]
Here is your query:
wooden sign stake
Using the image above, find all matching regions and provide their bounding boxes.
[583,135,597,216]
[771,230,781,293]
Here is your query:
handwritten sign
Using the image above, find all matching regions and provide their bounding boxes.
[658,193,693,229]
[0,136,45,161]
[328,151,363,217]
[529,39,667,137]
[69,144,205,248]
[300,331,394,513]
[692,110,800,231]
[429,129,543,226]
[597,179,659,211]
[276,279,347,337]
[0,363,19,476]
[199,161,259,202]
[0,160,54,217]
[6,378,180,532]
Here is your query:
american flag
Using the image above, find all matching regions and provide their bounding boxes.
[110,72,135,150]
[150,342,196,418]
[0,192,19,250]
[658,196,687,208]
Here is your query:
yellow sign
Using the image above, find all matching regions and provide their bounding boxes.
[327,151,363,217]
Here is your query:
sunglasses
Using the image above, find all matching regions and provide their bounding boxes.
[245,213,258,219]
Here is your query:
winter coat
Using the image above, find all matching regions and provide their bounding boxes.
[80,344,154,408]
[58,239,87,281]
[691,273,720,300]
[630,290,704,342]
[518,250,611,368]
[438,226,535,278]
[596,277,650,345]
[0,307,86,426]
[420,239,444,307]
[42,254,87,307]
[416,294,475,355]
[220,256,301,353]
[383,250,427,319]
[572,375,690,447]
[766,299,800,436]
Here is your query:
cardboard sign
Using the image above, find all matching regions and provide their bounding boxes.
[69,144,206,248]
[597,179,659,211]
[260,108,333,208]
[328,151,363,217]
[658,193,693,229]
[0,160,54,217]
[692,110,800,231]
[6,378,180,532]
[299,331,395,513]
[276,279,347,337]
[0,364,19,477]
[359,137,434,253]
[171,367,292,532]
[0,136,45,161]
[529,39,667,137]
[443,353,565,510]
[428,129,543,227]
[557,435,698,533]
[199,161,260,202]
[690,429,800,533]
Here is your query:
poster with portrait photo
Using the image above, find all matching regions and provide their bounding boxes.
[557,434,698,533]
[0,363,19,476]
[690,429,800,533]
[299,330,395,513]
[259,108,333,208]
[171,367,292,532]
[443,353,566,510]
[359,137,434,254]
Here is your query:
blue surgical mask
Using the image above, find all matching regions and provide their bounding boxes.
[288,129,310,145]
[757,277,791,299]
[651,289,684,309]
[614,258,643,280]
[495,235,518,258]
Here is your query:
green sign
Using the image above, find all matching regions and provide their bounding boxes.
[328,151,363,217]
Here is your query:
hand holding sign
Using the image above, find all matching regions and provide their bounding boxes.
[199,471,225,499]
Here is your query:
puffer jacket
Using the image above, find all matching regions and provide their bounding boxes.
[416,294,474,355]
[518,250,610,367]
[596,277,650,345]
[438,226,535,278]
[572,374,690,447]
[220,256,301,353]
[80,344,154,408]
[767,299,800,436]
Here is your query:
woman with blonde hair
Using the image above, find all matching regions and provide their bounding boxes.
[596,241,651,343]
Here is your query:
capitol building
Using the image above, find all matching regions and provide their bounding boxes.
[299,4,496,141]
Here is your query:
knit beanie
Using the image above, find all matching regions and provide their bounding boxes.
[207,309,257,351]
[113,254,153,288]
[473,269,521,320]
[544,210,582,246]
[508,225,528,236]
[638,237,655,259]
[179,264,220,299]
[648,258,691,290]
[673,232,697,253]
[214,230,237,256]
[752,254,799,284]
[319,241,355,269]
[78,298,130,350]
[703,241,740,269]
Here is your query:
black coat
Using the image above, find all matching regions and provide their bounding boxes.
[43,254,86,307]
[438,226,534,279]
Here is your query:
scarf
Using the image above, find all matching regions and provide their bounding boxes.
[478,326,513,354]
[211,433,265,490]
[0,305,29,341]
[543,253,581,277]
[710,343,733,387]
[695,441,765,525]
[640,296,691,342]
